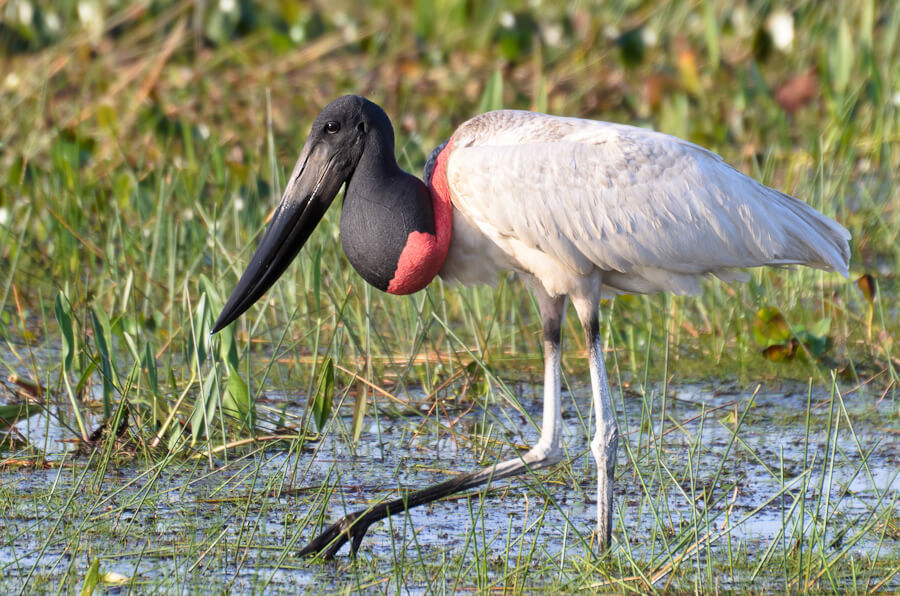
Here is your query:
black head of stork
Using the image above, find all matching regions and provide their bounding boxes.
[211,95,449,334]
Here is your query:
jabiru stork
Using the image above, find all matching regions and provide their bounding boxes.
[211,95,851,557]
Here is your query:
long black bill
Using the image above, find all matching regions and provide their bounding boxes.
[211,142,344,334]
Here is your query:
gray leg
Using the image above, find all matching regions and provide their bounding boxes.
[299,289,569,558]
[573,296,618,549]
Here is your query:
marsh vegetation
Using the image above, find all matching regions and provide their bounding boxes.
[0,1,898,592]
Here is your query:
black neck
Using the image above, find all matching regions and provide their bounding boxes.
[340,132,435,292]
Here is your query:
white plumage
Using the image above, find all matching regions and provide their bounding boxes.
[440,111,850,297]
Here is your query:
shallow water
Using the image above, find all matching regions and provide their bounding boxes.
[1,372,898,592]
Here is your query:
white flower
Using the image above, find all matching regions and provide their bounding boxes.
[78,0,103,39]
[16,0,33,26]
[766,10,794,51]
[541,22,563,47]
[45,11,60,32]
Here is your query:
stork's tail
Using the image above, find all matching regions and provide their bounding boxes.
[775,191,851,278]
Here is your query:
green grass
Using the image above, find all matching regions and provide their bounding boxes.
[0,0,899,593]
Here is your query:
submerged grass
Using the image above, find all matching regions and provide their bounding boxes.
[0,0,898,593]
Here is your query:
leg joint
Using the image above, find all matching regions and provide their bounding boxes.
[526,440,564,468]
[590,423,619,458]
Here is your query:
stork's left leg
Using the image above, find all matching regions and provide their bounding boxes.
[573,296,619,549]
[298,290,568,558]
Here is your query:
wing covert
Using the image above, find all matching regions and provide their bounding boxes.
[443,113,848,295]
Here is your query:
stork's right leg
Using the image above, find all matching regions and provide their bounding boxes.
[573,296,618,549]
[298,290,568,558]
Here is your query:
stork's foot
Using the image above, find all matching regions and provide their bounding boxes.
[298,509,374,559]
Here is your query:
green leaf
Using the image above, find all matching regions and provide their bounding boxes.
[830,19,853,93]
[223,367,254,429]
[0,403,41,430]
[794,330,831,359]
[311,357,334,434]
[199,275,224,314]
[535,74,548,114]
[143,341,158,397]
[478,69,504,113]
[191,368,219,444]
[351,387,367,444]
[753,306,792,346]
[192,293,209,366]
[54,292,75,372]
[167,423,183,451]
[74,361,98,398]
[90,306,116,417]
[216,318,240,373]
[81,558,100,596]
[809,318,832,338]
[861,0,874,48]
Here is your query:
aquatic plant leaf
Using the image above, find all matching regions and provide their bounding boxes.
[761,338,799,361]
[191,368,219,443]
[478,69,504,113]
[794,330,831,359]
[90,306,117,417]
[351,385,367,444]
[54,292,75,372]
[81,558,100,596]
[311,357,334,434]
[143,341,158,398]
[192,293,209,366]
[111,311,139,358]
[74,361,98,399]
[167,423,183,451]
[809,318,832,338]
[753,306,792,346]
[199,275,224,315]
[829,18,853,93]
[223,367,254,429]
[0,403,41,429]
[200,275,240,372]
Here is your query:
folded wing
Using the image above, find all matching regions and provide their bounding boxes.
[445,112,850,295]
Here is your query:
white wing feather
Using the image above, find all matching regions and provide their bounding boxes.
[441,111,850,296]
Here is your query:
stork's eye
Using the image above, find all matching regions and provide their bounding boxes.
[324,121,340,134]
